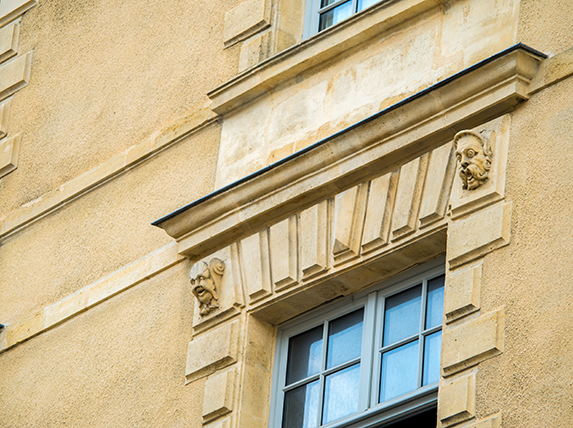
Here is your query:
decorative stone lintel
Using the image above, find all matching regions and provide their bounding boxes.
[154,45,545,260]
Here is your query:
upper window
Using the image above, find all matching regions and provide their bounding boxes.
[270,263,444,428]
[303,0,386,37]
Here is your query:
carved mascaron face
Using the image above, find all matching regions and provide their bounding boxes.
[189,258,225,316]
[454,131,492,190]
[191,270,216,305]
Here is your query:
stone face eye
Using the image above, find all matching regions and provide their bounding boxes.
[467,149,476,157]
[456,154,462,161]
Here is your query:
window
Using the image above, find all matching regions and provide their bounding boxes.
[270,263,444,428]
[303,0,387,37]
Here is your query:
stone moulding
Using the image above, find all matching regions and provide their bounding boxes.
[208,0,449,114]
[153,44,546,259]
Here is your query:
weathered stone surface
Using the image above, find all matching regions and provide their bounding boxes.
[0,51,30,101]
[0,132,19,177]
[445,261,482,323]
[269,216,298,291]
[392,153,428,239]
[440,372,476,427]
[0,0,36,27]
[0,21,19,64]
[420,142,455,226]
[203,368,235,422]
[333,184,367,264]
[450,115,510,219]
[186,320,240,383]
[300,201,329,279]
[362,171,397,253]
[442,309,504,376]
[447,202,512,269]
[241,232,272,302]
[223,0,269,46]
[0,98,10,139]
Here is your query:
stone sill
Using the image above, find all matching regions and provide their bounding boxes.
[154,45,546,259]
[208,0,443,115]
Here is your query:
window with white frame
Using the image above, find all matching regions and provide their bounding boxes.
[270,262,444,428]
[303,0,388,37]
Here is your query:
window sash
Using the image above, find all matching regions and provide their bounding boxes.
[270,261,444,428]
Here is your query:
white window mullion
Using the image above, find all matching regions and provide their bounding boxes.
[358,292,377,411]
[417,279,428,388]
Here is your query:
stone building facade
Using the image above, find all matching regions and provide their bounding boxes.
[1,0,573,427]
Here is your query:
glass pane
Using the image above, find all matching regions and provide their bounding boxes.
[380,340,419,402]
[283,381,320,428]
[423,331,442,386]
[318,1,352,32]
[327,308,364,369]
[425,275,445,329]
[383,285,422,346]
[320,0,337,8]
[322,363,361,424]
[286,326,323,385]
[356,0,381,12]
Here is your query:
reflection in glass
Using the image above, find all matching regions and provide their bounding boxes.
[318,1,352,32]
[322,363,361,424]
[425,275,445,329]
[286,326,323,385]
[380,340,419,402]
[283,381,320,428]
[327,309,364,369]
[423,331,441,385]
[356,0,381,12]
[383,285,422,346]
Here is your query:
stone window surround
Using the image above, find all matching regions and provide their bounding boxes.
[210,0,451,114]
[154,45,545,428]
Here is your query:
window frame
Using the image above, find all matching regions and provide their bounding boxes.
[269,260,444,428]
[303,0,391,38]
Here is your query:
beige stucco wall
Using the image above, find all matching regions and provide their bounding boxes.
[0,0,240,217]
[0,260,206,428]
[215,0,519,187]
[475,76,573,427]
[0,123,220,323]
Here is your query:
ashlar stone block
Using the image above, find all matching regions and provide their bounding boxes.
[203,368,236,423]
[0,132,20,177]
[0,98,11,139]
[223,0,270,47]
[440,372,476,427]
[362,171,398,253]
[241,231,272,303]
[444,261,482,323]
[270,216,298,291]
[447,201,511,269]
[186,320,240,383]
[419,142,455,227]
[392,153,428,239]
[300,201,329,279]
[0,21,19,64]
[442,309,504,376]
[0,51,31,101]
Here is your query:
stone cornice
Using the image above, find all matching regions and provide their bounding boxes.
[208,0,443,115]
[154,44,546,259]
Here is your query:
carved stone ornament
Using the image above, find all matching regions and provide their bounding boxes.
[190,258,225,316]
[454,130,493,190]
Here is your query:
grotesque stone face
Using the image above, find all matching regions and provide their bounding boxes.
[189,259,225,316]
[454,131,492,190]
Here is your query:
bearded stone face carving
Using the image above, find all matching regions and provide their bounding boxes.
[454,130,493,190]
[189,258,225,316]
